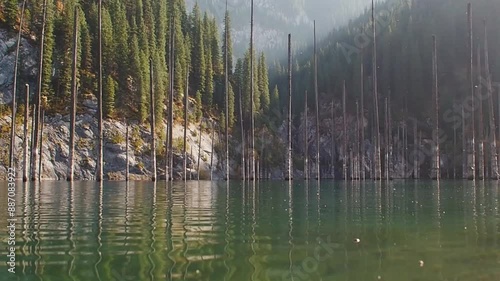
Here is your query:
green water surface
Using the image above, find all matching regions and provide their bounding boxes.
[0,180,499,281]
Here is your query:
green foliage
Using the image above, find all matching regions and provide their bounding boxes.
[103,75,117,118]
[107,127,125,144]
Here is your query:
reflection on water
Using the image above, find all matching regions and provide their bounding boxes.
[1,181,500,281]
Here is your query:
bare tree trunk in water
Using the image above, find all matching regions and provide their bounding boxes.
[9,0,27,170]
[96,0,104,181]
[342,81,347,180]
[432,35,440,180]
[467,3,476,180]
[22,85,30,182]
[314,21,320,180]
[38,109,44,181]
[287,34,293,181]
[371,0,382,180]
[67,9,79,182]
[149,58,157,182]
[31,0,48,181]
[304,91,308,180]
[239,89,245,180]
[476,42,485,180]
[484,20,499,179]
[249,0,255,181]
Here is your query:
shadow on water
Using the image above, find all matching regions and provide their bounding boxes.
[0,180,500,281]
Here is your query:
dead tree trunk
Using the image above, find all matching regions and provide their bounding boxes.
[22,84,29,182]
[356,100,360,180]
[29,105,36,180]
[197,118,203,181]
[184,68,189,180]
[343,81,347,180]
[210,121,215,180]
[372,0,382,180]
[385,97,389,180]
[38,109,44,181]
[126,122,129,181]
[149,58,157,182]
[249,0,255,181]
[287,34,293,181]
[224,0,230,181]
[467,3,476,180]
[483,20,499,179]
[167,10,174,182]
[331,100,335,179]
[413,120,418,179]
[314,20,321,180]
[239,89,245,180]
[67,9,79,182]
[304,90,308,180]
[31,0,48,181]
[432,35,440,180]
[360,53,365,180]
[462,105,467,179]
[96,0,104,181]
[9,0,27,170]
[168,26,175,183]
[476,42,485,180]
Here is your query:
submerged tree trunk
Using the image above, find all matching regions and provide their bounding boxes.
[314,20,320,180]
[462,105,467,179]
[126,122,129,181]
[67,9,79,182]
[413,120,418,179]
[197,118,203,181]
[331,100,335,179]
[467,3,476,180]
[210,121,215,180]
[372,0,382,180]
[184,69,189,180]
[22,84,30,182]
[29,105,36,180]
[304,90,308,180]
[239,89,245,180]
[9,0,27,170]
[476,42,485,180]
[224,0,230,181]
[167,8,175,182]
[149,58,157,182]
[31,0,48,181]
[360,54,365,180]
[356,100,360,180]
[384,97,389,180]
[432,35,440,180]
[484,20,499,179]
[38,109,44,181]
[343,81,347,180]
[96,0,104,182]
[287,34,292,181]
[249,0,255,181]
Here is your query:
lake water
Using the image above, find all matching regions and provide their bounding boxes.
[0,180,499,281]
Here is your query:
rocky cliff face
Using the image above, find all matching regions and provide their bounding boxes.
[0,29,38,106]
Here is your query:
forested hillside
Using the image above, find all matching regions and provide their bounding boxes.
[0,0,278,132]
[273,0,500,129]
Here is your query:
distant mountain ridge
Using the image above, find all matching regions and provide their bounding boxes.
[186,0,372,57]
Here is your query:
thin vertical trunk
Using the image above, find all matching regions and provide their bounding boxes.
[331,100,335,179]
[225,0,230,181]
[9,0,27,169]
[67,9,79,182]
[250,0,255,181]
[287,34,292,181]
[372,0,382,180]
[29,105,36,179]
[343,81,347,180]
[484,20,499,179]
[38,109,44,181]
[453,100,457,179]
[239,89,246,180]
[210,121,215,180]
[197,118,203,181]
[360,52,365,180]
[184,68,189,180]
[168,17,175,183]
[417,130,422,178]
[126,122,129,181]
[462,105,467,179]
[413,120,418,179]
[314,20,320,180]
[22,84,29,182]
[476,43,484,180]
[149,58,157,182]
[385,97,389,180]
[31,0,48,181]
[432,35,440,180]
[356,100,360,180]
[304,90,308,180]
[467,3,476,180]
[96,0,104,181]
[388,93,392,180]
